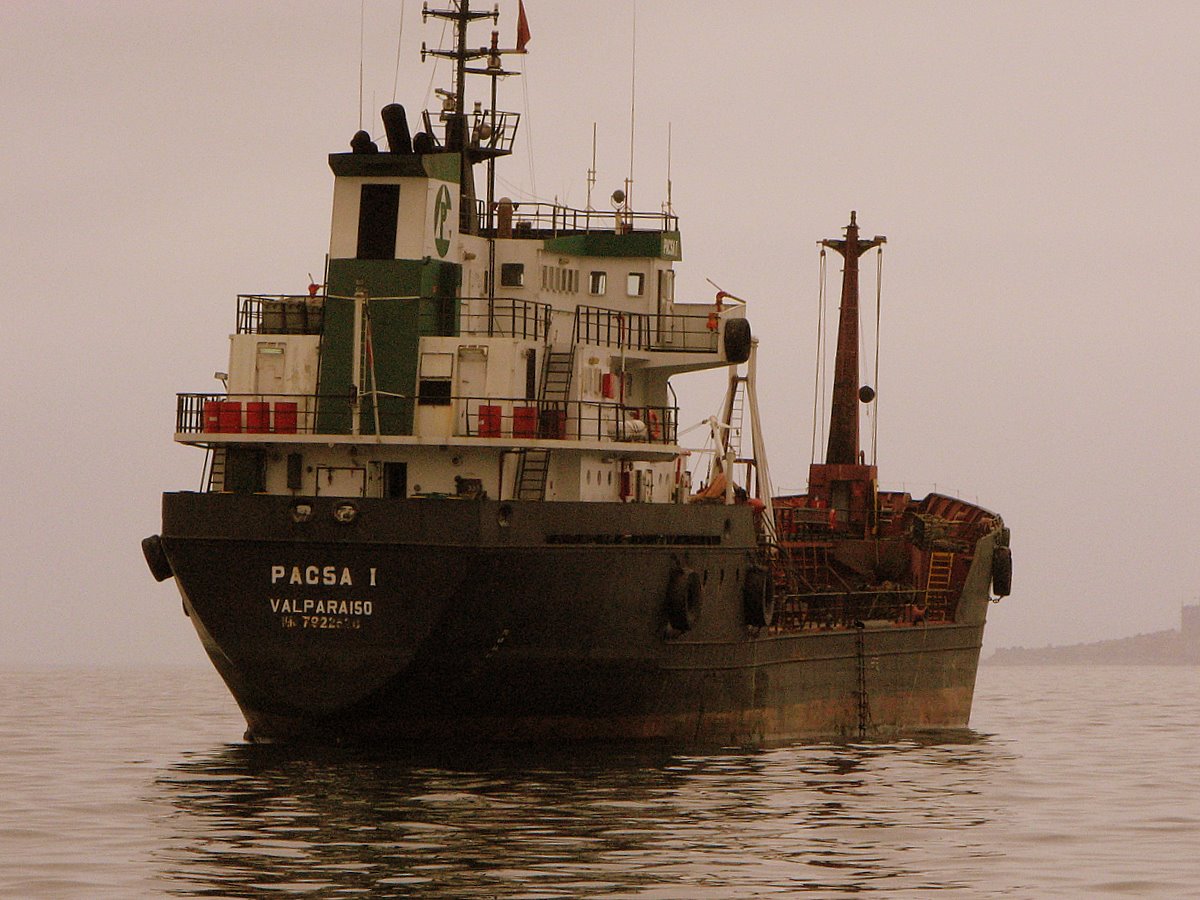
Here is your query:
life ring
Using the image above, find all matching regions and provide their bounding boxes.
[666,567,703,631]
[647,408,662,440]
[743,565,775,627]
[991,545,1012,597]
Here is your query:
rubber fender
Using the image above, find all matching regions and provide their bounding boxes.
[991,545,1012,597]
[142,534,174,582]
[666,568,703,632]
[743,565,775,627]
[723,317,752,364]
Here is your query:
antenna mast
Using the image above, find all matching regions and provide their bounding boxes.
[586,122,597,211]
[625,2,637,220]
[421,0,524,284]
[664,122,673,216]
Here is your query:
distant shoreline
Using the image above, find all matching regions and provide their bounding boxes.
[987,605,1198,666]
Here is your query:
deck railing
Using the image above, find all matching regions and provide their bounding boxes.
[449,298,552,341]
[455,397,677,444]
[237,293,550,342]
[237,294,325,335]
[573,305,722,352]
[769,588,945,634]
[176,392,678,445]
[471,201,678,238]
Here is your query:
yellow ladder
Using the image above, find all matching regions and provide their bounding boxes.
[925,551,955,620]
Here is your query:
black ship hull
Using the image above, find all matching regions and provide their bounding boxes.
[160,493,996,745]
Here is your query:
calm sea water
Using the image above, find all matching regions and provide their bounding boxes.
[0,664,1196,899]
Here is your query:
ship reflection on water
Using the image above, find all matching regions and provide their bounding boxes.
[154,734,1007,897]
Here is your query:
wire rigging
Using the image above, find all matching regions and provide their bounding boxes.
[812,247,827,465]
[358,0,366,130]
[391,1,407,103]
[628,2,637,203]
[519,54,537,197]
[872,246,884,465]
[422,16,450,111]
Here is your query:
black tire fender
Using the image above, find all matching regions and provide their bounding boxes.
[743,565,775,627]
[723,317,752,364]
[666,567,703,631]
[991,545,1012,597]
[142,534,174,582]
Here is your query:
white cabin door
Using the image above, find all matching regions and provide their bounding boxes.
[254,342,286,396]
[455,346,488,434]
[657,269,676,345]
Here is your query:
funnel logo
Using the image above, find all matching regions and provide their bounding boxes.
[433,184,452,257]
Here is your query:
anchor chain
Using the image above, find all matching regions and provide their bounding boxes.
[854,621,871,739]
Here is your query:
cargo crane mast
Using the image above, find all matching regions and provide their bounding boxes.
[808,211,886,536]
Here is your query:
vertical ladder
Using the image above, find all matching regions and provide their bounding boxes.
[540,347,575,406]
[791,542,831,591]
[514,448,550,500]
[515,348,575,501]
[727,378,746,457]
[925,551,955,621]
[207,446,227,493]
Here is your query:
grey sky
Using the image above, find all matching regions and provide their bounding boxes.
[2,1,1197,666]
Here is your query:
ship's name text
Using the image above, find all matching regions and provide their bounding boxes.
[269,598,373,616]
[270,565,377,586]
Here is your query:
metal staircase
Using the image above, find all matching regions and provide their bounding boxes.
[206,446,227,492]
[514,348,575,500]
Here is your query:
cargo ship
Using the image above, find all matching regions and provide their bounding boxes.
[143,2,1011,744]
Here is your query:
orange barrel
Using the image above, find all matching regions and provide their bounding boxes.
[273,401,298,434]
[478,404,502,437]
[246,401,270,433]
[218,400,242,433]
[202,400,221,433]
[513,406,537,438]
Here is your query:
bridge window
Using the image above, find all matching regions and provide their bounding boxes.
[500,263,524,287]
[626,272,644,297]
[589,271,607,295]
[356,184,400,259]
[418,352,453,406]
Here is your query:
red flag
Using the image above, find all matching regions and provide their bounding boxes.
[516,0,531,52]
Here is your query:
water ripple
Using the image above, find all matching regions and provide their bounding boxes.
[0,665,1197,897]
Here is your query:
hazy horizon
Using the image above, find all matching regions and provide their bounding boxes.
[2,1,1198,667]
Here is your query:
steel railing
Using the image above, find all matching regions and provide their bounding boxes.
[471,200,678,238]
[237,294,326,335]
[235,294,551,342]
[444,297,552,341]
[573,305,721,352]
[176,392,678,445]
